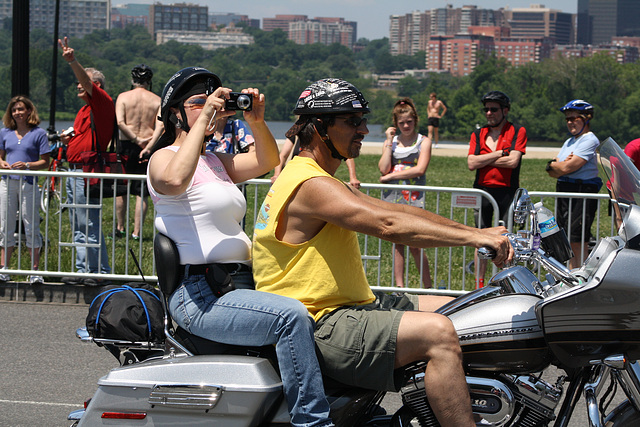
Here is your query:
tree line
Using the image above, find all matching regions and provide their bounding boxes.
[1,24,639,145]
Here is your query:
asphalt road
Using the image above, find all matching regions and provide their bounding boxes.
[0,301,629,426]
[0,301,115,427]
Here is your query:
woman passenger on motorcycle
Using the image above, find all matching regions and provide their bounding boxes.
[545,99,602,269]
[147,67,333,427]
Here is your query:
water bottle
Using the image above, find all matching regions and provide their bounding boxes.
[534,202,573,263]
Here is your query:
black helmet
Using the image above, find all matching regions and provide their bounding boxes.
[160,67,222,127]
[292,78,370,116]
[131,64,153,83]
[481,91,511,108]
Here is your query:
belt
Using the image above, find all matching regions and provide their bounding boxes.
[69,163,84,169]
[181,263,251,277]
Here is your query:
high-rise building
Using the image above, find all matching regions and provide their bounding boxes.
[389,11,430,56]
[502,5,573,45]
[111,3,149,30]
[262,14,307,33]
[0,0,110,38]
[577,0,640,45]
[288,18,356,49]
[389,7,501,56]
[426,30,553,76]
[149,2,208,37]
[209,13,259,30]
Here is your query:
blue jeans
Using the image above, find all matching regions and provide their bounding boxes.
[66,172,110,274]
[169,272,333,427]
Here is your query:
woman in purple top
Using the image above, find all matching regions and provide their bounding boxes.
[0,96,51,283]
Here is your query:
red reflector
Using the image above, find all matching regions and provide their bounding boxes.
[101,412,147,419]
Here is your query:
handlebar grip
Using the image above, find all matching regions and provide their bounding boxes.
[477,247,496,260]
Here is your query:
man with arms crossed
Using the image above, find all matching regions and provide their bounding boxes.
[467,91,527,288]
[115,64,162,240]
[427,92,447,147]
[252,79,512,427]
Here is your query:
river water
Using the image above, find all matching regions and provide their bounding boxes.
[42,120,482,146]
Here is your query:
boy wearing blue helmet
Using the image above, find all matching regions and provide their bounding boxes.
[546,99,602,268]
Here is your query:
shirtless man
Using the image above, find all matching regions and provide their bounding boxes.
[427,92,447,147]
[115,64,162,240]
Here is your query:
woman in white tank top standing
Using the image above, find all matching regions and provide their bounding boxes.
[378,98,433,288]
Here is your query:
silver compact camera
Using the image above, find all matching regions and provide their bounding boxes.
[225,92,252,111]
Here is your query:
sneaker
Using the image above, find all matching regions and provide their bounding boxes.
[131,234,140,241]
[0,273,10,282]
[114,229,125,238]
[29,275,44,284]
[61,276,83,285]
[83,277,112,287]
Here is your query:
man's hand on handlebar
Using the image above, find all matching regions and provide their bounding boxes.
[477,227,514,268]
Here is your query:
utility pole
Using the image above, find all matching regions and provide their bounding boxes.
[11,0,29,97]
[48,0,61,134]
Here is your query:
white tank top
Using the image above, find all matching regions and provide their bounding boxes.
[148,146,251,265]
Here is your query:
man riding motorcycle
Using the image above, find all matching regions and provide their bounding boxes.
[251,78,513,427]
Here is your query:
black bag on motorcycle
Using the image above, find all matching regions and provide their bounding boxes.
[86,284,164,343]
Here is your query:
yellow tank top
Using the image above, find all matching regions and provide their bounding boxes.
[252,156,375,321]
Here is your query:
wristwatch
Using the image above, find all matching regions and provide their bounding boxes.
[502,149,509,157]
[26,162,30,170]
[545,159,555,171]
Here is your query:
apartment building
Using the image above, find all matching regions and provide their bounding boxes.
[0,0,110,38]
[289,18,356,49]
[149,2,208,36]
[577,0,640,45]
[502,5,573,45]
[264,14,357,49]
[262,14,307,33]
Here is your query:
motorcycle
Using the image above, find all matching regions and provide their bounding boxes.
[70,137,640,426]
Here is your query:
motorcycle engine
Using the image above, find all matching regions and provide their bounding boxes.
[400,370,561,426]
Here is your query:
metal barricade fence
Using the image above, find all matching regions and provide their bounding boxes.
[1,169,155,286]
[1,169,612,295]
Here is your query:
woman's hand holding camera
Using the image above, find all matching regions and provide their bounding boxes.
[238,88,265,125]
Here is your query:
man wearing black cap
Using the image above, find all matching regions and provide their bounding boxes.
[115,64,162,240]
[467,90,527,287]
[252,79,513,427]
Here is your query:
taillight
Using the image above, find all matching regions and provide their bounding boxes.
[101,412,147,420]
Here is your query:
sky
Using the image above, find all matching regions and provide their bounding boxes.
[125,0,579,40]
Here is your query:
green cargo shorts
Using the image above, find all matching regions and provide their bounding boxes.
[314,291,419,392]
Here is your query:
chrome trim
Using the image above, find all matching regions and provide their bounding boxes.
[75,327,92,343]
[67,408,84,421]
[513,375,562,411]
[148,384,224,409]
[467,376,515,427]
[614,360,640,412]
[584,365,607,427]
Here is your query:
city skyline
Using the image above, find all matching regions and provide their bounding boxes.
[122,0,579,40]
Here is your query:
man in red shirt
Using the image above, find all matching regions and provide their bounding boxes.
[58,37,114,285]
[625,138,640,170]
[467,91,527,287]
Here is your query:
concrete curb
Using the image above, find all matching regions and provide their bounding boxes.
[0,282,112,305]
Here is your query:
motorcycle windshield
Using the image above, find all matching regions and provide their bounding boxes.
[599,137,640,208]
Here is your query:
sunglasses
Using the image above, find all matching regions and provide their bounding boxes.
[565,116,582,123]
[335,115,368,128]
[184,97,207,110]
[483,107,500,113]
